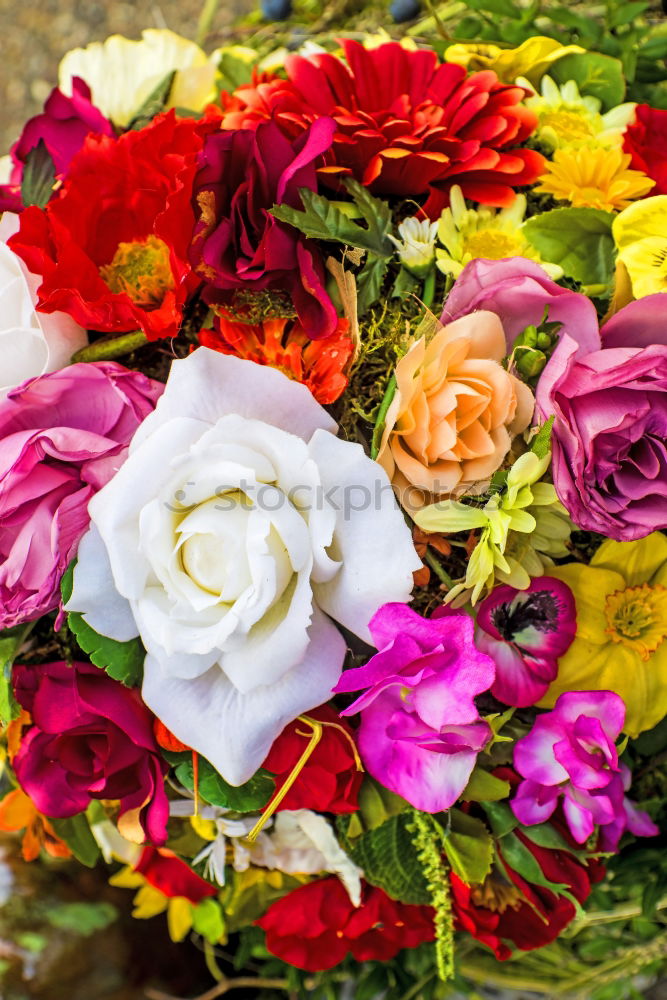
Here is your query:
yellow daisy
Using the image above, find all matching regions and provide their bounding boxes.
[436,185,562,280]
[534,147,655,212]
[612,195,667,297]
[520,75,636,152]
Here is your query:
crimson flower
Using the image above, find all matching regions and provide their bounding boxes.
[623,104,667,195]
[8,111,207,341]
[134,847,217,903]
[257,877,434,971]
[221,40,543,213]
[199,316,354,405]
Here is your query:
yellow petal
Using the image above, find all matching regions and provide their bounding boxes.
[548,562,624,645]
[592,533,667,587]
[109,865,145,890]
[133,885,170,920]
[167,898,194,942]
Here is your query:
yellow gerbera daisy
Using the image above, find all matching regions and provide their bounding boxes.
[612,194,667,297]
[539,533,667,737]
[534,147,655,212]
[436,185,562,280]
[520,75,636,152]
[444,37,584,87]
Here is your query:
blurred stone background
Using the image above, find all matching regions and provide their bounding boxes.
[0,0,253,152]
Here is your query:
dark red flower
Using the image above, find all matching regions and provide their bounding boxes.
[12,661,169,845]
[623,104,667,195]
[0,78,114,214]
[257,877,434,971]
[199,316,354,405]
[262,704,362,813]
[134,847,217,903]
[220,40,544,213]
[189,117,338,339]
[8,111,207,341]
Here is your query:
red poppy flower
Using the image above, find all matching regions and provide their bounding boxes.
[257,877,434,971]
[199,317,354,405]
[623,104,667,195]
[262,704,363,813]
[8,111,208,341]
[220,40,544,213]
[134,847,217,904]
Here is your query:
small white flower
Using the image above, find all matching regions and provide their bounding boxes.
[389,217,438,277]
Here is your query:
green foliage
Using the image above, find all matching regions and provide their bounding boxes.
[462,767,511,802]
[370,375,397,460]
[50,813,101,868]
[409,810,454,982]
[0,625,30,724]
[21,139,56,209]
[550,51,625,109]
[175,755,274,813]
[345,776,409,838]
[46,901,118,936]
[129,70,176,129]
[523,207,616,288]
[481,800,518,839]
[531,416,555,461]
[338,812,431,904]
[192,898,226,944]
[60,561,145,687]
[442,809,494,885]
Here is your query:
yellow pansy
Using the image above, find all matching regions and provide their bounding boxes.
[534,147,655,212]
[436,186,562,280]
[612,195,667,298]
[444,37,584,87]
[58,30,217,127]
[539,533,667,737]
[520,76,636,152]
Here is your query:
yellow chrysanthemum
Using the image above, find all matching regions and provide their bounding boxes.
[539,533,667,737]
[436,185,563,280]
[534,147,655,212]
[612,194,667,297]
[520,75,636,152]
[58,29,217,127]
[444,37,584,87]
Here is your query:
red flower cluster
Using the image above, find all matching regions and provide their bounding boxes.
[623,104,667,195]
[221,40,544,213]
[199,317,355,405]
[257,877,434,971]
[9,111,208,341]
[262,704,363,813]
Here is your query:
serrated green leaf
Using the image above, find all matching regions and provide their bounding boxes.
[47,901,117,936]
[339,813,431,904]
[531,417,555,461]
[0,625,29,725]
[342,178,393,253]
[550,52,625,110]
[192,898,226,944]
[176,756,274,813]
[482,800,518,839]
[50,814,101,868]
[443,809,493,885]
[129,70,177,129]
[462,768,511,803]
[351,776,409,836]
[523,207,615,287]
[272,183,393,257]
[357,253,389,316]
[21,139,56,209]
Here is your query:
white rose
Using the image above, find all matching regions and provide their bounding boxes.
[68,349,420,785]
[0,215,87,399]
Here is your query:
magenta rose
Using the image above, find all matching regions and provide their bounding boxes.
[0,362,162,629]
[12,661,169,844]
[0,78,114,214]
[548,296,667,540]
[441,257,601,414]
[189,117,339,339]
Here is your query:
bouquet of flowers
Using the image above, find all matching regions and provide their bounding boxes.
[1,3,667,997]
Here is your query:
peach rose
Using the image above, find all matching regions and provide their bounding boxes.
[377,311,534,506]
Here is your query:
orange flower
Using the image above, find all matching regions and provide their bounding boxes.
[199,317,354,405]
[412,526,452,587]
[0,787,71,862]
[377,311,534,509]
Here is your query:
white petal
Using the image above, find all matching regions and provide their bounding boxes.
[0,328,49,399]
[66,526,139,641]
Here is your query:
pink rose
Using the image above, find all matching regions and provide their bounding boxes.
[0,362,162,629]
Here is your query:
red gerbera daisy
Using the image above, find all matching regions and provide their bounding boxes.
[220,40,544,214]
[199,316,354,404]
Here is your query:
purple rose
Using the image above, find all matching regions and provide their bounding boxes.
[441,257,601,415]
[13,660,168,845]
[334,603,495,813]
[548,297,667,540]
[0,78,114,214]
[0,362,162,628]
[189,118,339,340]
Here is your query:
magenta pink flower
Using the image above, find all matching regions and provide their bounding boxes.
[13,660,168,844]
[0,362,162,629]
[475,577,576,707]
[512,691,656,847]
[334,604,495,813]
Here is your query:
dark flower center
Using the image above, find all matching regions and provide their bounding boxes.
[492,590,560,641]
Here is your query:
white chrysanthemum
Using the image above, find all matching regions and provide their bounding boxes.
[389,217,438,277]
[519,74,636,152]
[58,29,218,127]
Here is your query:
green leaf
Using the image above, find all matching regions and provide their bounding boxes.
[339,813,431,904]
[129,70,177,129]
[0,625,29,724]
[357,253,389,317]
[520,822,575,852]
[370,375,397,460]
[481,800,518,839]
[272,182,393,258]
[498,832,581,912]
[531,417,555,461]
[443,809,493,885]
[391,267,420,300]
[464,0,522,15]
[50,814,101,868]
[608,1,648,28]
[192,898,226,944]
[550,52,625,110]
[462,768,511,803]
[217,49,259,91]
[523,207,615,287]
[350,776,409,836]
[175,756,274,813]
[21,139,56,209]
[342,178,393,254]
[47,901,117,936]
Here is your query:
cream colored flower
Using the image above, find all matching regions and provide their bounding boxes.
[389,217,438,277]
[58,29,217,127]
[520,75,636,152]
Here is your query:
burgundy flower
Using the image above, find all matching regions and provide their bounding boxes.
[189,117,338,339]
[12,661,169,845]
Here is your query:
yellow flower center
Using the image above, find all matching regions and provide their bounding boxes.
[100,235,175,307]
[605,584,667,661]
[462,229,526,260]
[471,875,523,914]
[539,110,595,142]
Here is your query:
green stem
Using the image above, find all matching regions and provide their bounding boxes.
[71,331,148,363]
[196,0,221,45]
[423,549,454,589]
[421,269,436,311]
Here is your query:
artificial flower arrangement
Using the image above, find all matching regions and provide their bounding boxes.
[1,3,667,997]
